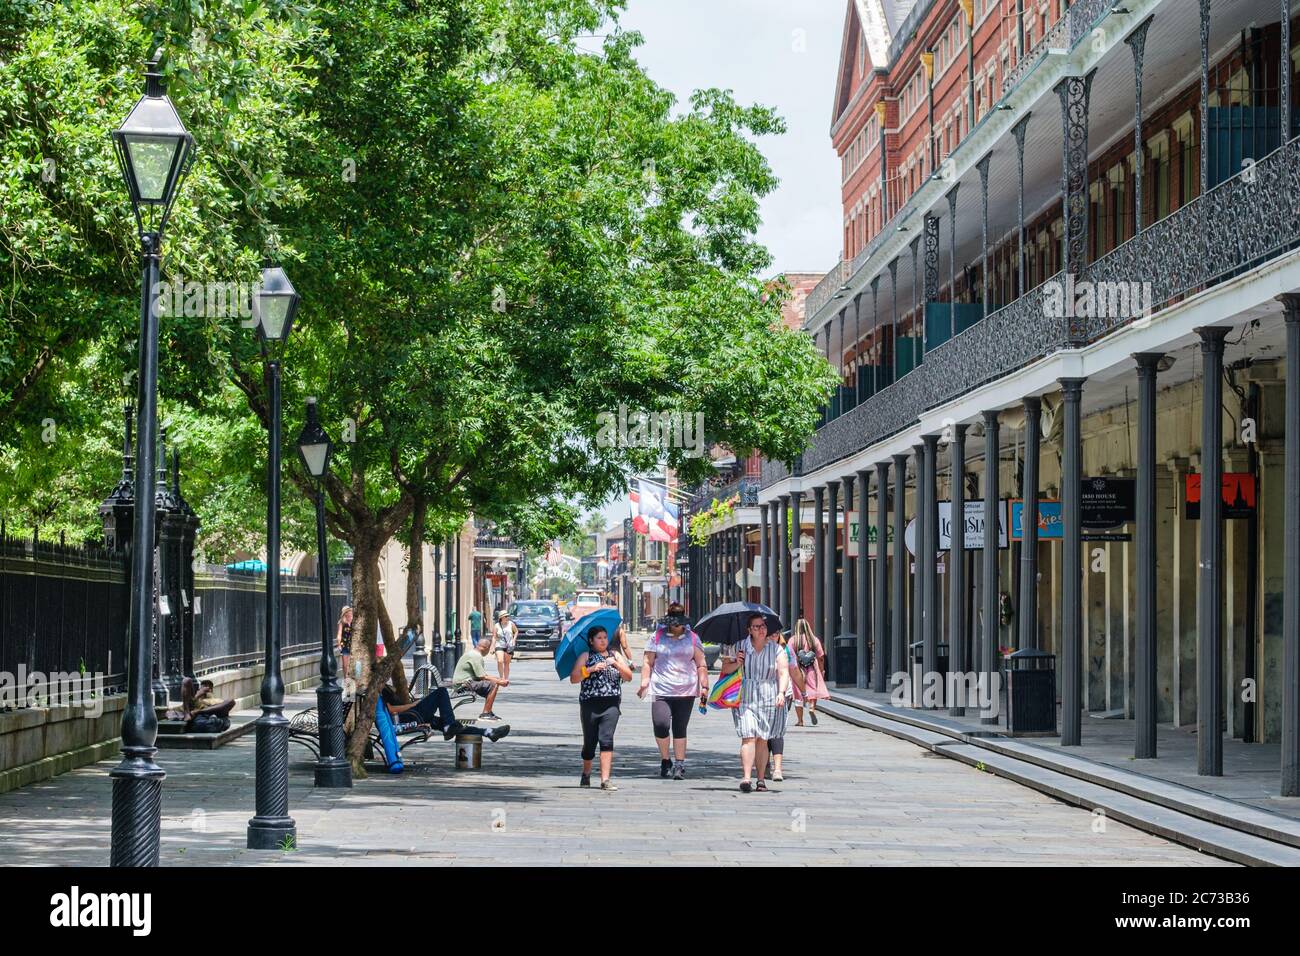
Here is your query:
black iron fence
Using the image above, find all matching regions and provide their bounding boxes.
[194,565,343,674]
[0,533,129,695]
[0,534,345,706]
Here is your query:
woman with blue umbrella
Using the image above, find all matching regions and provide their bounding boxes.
[568,624,632,790]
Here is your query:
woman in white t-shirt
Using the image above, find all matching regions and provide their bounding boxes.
[636,602,708,781]
[494,610,518,680]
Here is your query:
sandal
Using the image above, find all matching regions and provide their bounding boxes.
[755,779,768,792]
[739,780,752,793]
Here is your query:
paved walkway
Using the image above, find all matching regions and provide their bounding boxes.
[0,658,1229,866]
[833,685,1300,823]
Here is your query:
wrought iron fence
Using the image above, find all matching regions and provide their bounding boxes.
[0,534,346,706]
[0,533,129,697]
[193,565,343,674]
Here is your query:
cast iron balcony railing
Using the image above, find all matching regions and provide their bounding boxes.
[764,132,1300,488]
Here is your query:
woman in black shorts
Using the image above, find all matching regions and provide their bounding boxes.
[569,625,631,790]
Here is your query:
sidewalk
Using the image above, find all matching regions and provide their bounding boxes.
[824,686,1300,864]
[0,659,1227,866]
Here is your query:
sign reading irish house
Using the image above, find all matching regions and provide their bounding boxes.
[1080,477,1136,529]
[1185,472,1256,520]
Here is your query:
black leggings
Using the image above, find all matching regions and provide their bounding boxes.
[580,697,621,760]
[651,696,695,740]
[767,736,784,756]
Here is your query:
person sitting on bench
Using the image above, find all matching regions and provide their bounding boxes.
[453,633,509,720]
[379,682,510,742]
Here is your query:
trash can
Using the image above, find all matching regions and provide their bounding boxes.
[1005,648,1057,736]
[455,733,482,770]
[833,636,856,687]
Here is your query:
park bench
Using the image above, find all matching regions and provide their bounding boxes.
[288,664,478,765]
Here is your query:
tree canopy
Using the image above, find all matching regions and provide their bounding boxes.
[1,0,837,771]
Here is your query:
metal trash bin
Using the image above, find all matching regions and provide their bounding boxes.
[455,733,482,770]
[1005,647,1057,736]
[833,636,856,687]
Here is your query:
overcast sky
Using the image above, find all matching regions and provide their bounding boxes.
[586,0,847,533]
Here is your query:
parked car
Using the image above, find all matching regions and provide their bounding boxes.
[508,600,568,654]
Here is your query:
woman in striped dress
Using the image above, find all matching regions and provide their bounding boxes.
[720,612,791,792]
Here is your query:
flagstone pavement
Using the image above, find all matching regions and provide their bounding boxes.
[0,657,1231,866]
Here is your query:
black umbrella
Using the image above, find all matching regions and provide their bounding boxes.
[693,601,784,645]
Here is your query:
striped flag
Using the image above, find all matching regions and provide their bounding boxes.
[628,479,679,543]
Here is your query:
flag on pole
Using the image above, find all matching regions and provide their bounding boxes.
[629,479,679,543]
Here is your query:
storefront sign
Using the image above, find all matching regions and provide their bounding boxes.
[1186,472,1256,520]
[846,511,896,558]
[1081,476,1136,529]
[904,501,1010,554]
[1010,500,1063,540]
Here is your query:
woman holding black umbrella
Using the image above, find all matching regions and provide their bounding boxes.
[637,602,708,780]
[719,611,791,792]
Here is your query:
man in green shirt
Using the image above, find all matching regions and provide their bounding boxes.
[453,633,508,719]
[468,607,483,644]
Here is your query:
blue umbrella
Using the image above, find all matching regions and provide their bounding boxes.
[554,608,622,679]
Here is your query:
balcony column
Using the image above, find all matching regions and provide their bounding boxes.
[1197,326,1230,776]
[1012,114,1030,295]
[789,490,803,628]
[871,277,881,395]
[1279,295,1300,796]
[891,454,908,693]
[871,463,890,692]
[772,500,783,614]
[888,257,899,384]
[1019,396,1042,651]
[759,503,770,608]
[910,235,922,369]
[826,481,841,680]
[911,443,925,700]
[1060,378,1086,745]
[922,433,941,707]
[853,292,862,404]
[1134,354,1164,758]
[923,214,940,353]
[1284,0,1293,142]
[980,410,1001,724]
[946,183,960,340]
[1125,17,1153,234]
[1199,0,1211,196]
[977,153,990,315]
[841,475,856,677]
[780,494,792,626]
[812,485,826,645]
[857,466,875,689]
[949,424,968,716]
[1056,70,1096,342]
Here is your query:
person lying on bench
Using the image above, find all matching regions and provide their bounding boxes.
[379,682,510,742]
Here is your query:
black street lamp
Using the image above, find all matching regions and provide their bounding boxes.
[296,397,351,788]
[108,53,193,869]
[247,264,300,849]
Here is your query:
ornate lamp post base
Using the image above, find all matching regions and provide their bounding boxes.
[246,712,297,849]
[314,680,352,788]
[109,752,165,867]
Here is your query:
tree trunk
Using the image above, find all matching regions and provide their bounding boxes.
[345,535,406,778]
[406,495,426,635]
